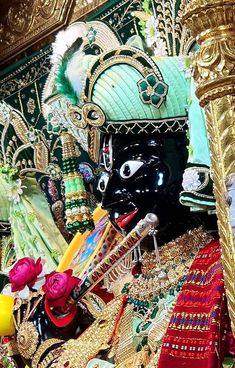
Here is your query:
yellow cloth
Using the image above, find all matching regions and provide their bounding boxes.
[0,294,15,336]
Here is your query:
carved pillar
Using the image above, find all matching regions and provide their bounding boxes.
[183,1,235,331]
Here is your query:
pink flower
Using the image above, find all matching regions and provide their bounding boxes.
[9,257,42,292]
[43,270,80,309]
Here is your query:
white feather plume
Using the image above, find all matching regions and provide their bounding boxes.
[50,22,87,65]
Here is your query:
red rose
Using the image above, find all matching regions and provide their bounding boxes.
[9,257,42,292]
[42,270,80,309]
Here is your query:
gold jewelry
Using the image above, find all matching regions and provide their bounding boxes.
[127,227,213,302]
[116,345,151,368]
[55,297,124,368]
[82,292,106,318]
[13,292,44,361]
[0,337,18,357]
[145,348,161,368]
[147,303,175,353]
[65,191,87,200]
[32,338,64,368]
[114,304,135,365]
[38,346,64,368]
[16,321,39,359]
[142,226,213,276]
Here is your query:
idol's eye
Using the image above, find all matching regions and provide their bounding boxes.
[119,161,144,179]
[98,172,109,193]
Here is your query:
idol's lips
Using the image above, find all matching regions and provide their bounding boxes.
[116,208,139,229]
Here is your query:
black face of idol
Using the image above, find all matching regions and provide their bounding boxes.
[98,133,191,238]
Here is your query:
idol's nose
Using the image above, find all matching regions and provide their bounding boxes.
[101,187,131,210]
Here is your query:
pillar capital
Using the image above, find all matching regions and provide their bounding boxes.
[183,0,235,106]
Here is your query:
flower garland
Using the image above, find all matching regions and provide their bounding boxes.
[61,132,94,234]
[137,0,168,57]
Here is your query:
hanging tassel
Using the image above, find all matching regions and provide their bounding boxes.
[151,229,161,267]
[61,132,94,234]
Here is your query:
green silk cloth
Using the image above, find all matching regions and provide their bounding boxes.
[0,174,67,273]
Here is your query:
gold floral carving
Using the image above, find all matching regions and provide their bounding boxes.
[70,0,108,23]
[183,0,235,333]
[0,0,109,65]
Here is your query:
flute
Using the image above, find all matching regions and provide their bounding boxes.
[78,213,159,298]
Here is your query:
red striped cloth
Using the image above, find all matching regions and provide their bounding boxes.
[158,239,230,368]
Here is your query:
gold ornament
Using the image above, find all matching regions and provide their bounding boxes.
[55,297,124,368]
[32,338,64,368]
[16,321,39,359]
[114,304,136,365]
[68,103,106,129]
[128,227,213,302]
[183,0,235,334]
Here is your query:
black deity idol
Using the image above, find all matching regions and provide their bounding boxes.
[97,133,204,244]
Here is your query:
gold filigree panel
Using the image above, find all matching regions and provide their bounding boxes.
[0,0,108,66]
[70,0,108,22]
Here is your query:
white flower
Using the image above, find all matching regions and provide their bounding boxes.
[153,38,168,57]
[178,56,193,79]
[144,16,160,47]
[182,169,201,192]
[8,179,26,204]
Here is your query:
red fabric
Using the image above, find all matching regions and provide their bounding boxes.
[158,239,229,368]
[44,299,78,327]
[226,331,235,356]
[91,282,114,303]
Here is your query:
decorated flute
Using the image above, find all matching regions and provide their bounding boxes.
[79,213,158,297]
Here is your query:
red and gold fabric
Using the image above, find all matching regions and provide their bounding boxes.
[158,239,230,368]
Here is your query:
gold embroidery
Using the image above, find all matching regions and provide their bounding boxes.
[13,292,44,361]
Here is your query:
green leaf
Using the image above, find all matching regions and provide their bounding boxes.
[142,321,152,331]
[138,20,146,36]
[150,307,159,319]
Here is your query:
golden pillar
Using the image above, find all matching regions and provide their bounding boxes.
[183,1,235,331]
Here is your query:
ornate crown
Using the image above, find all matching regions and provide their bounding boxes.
[43,9,196,162]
